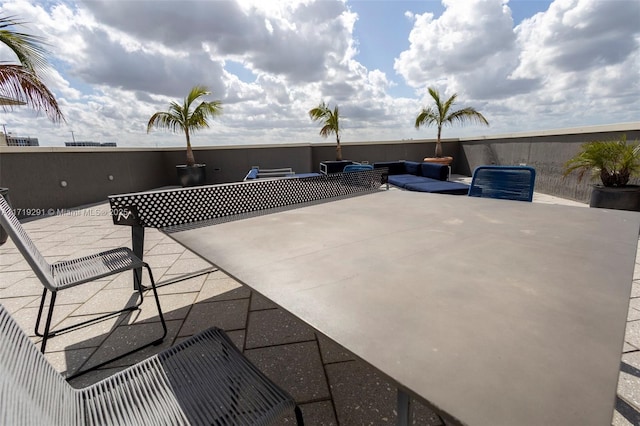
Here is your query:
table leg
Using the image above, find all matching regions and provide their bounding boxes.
[397,389,410,426]
[132,225,145,291]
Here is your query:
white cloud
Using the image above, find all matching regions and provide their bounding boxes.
[395,0,640,134]
[0,0,637,147]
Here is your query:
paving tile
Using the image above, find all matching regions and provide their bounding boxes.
[41,314,124,352]
[0,295,40,314]
[0,270,34,289]
[317,333,357,364]
[80,319,182,371]
[0,263,34,273]
[145,242,187,255]
[245,341,330,402]
[281,401,337,425]
[1,273,42,298]
[618,351,640,423]
[71,287,145,316]
[13,303,81,338]
[0,252,24,266]
[156,273,208,295]
[612,405,639,426]
[246,309,316,349]
[250,291,279,310]
[45,347,98,377]
[326,360,444,425]
[196,275,250,303]
[165,256,214,275]
[124,291,195,323]
[25,280,107,307]
[144,253,182,269]
[178,298,250,336]
[626,321,640,349]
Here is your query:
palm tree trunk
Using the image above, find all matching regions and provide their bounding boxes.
[435,127,443,158]
[185,129,195,166]
[335,135,342,161]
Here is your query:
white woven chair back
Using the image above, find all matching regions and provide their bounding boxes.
[0,304,81,424]
[0,197,56,290]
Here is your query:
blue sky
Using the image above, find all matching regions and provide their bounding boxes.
[0,0,638,147]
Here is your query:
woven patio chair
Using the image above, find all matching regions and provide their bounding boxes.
[0,304,304,425]
[0,196,166,375]
[468,165,536,202]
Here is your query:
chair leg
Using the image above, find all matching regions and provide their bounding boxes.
[40,291,57,353]
[144,263,167,344]
[294,406,305,426]
[34,288,48,337]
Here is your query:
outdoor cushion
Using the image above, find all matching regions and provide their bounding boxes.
[387,174,429,188]
[404,180,470,194]
[403,161,421,176]
[420,162,449,181]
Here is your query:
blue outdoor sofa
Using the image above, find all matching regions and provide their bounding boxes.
[373,160,470,195]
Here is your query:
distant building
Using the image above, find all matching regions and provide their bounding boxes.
[65,141,117,147]
[0,133,39,146]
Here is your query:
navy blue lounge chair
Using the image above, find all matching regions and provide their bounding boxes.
[468,165,536,202]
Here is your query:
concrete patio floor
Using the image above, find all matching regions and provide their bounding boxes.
[1,188,639,425]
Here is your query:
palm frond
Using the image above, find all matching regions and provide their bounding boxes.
[0,16,64,123]
[309,101,340,140]
[415,107,438,129]
[0,64,63,123]
[444,107,489,127]
[0,16,49,73]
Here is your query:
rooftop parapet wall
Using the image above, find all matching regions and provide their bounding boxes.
[459,123,640,203]
[0,123,638,213]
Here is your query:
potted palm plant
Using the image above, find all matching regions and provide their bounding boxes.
[309,101,345,161]
[563,134,640,211]
[309,101,354,173]
[147,85,222,187]
[415,87,489,165]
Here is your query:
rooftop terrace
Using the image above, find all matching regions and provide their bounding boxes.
[1,182,639,425]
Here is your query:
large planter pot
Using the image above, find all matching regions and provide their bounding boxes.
[589,185,640,212]
[423,156,453,166]
[0,188,10,246]
[177,164,206,187]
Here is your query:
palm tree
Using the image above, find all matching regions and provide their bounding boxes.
[309,101,342,161]
[563,134,640,187]
[147,85,222,167]
[0,15,64,123]
[415,87,489,158]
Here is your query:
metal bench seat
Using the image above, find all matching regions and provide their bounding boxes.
[0,304,303,425]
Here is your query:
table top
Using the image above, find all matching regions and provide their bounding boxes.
[168,190,640,425]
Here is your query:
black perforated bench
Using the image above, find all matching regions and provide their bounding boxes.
[108,170,386,287]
